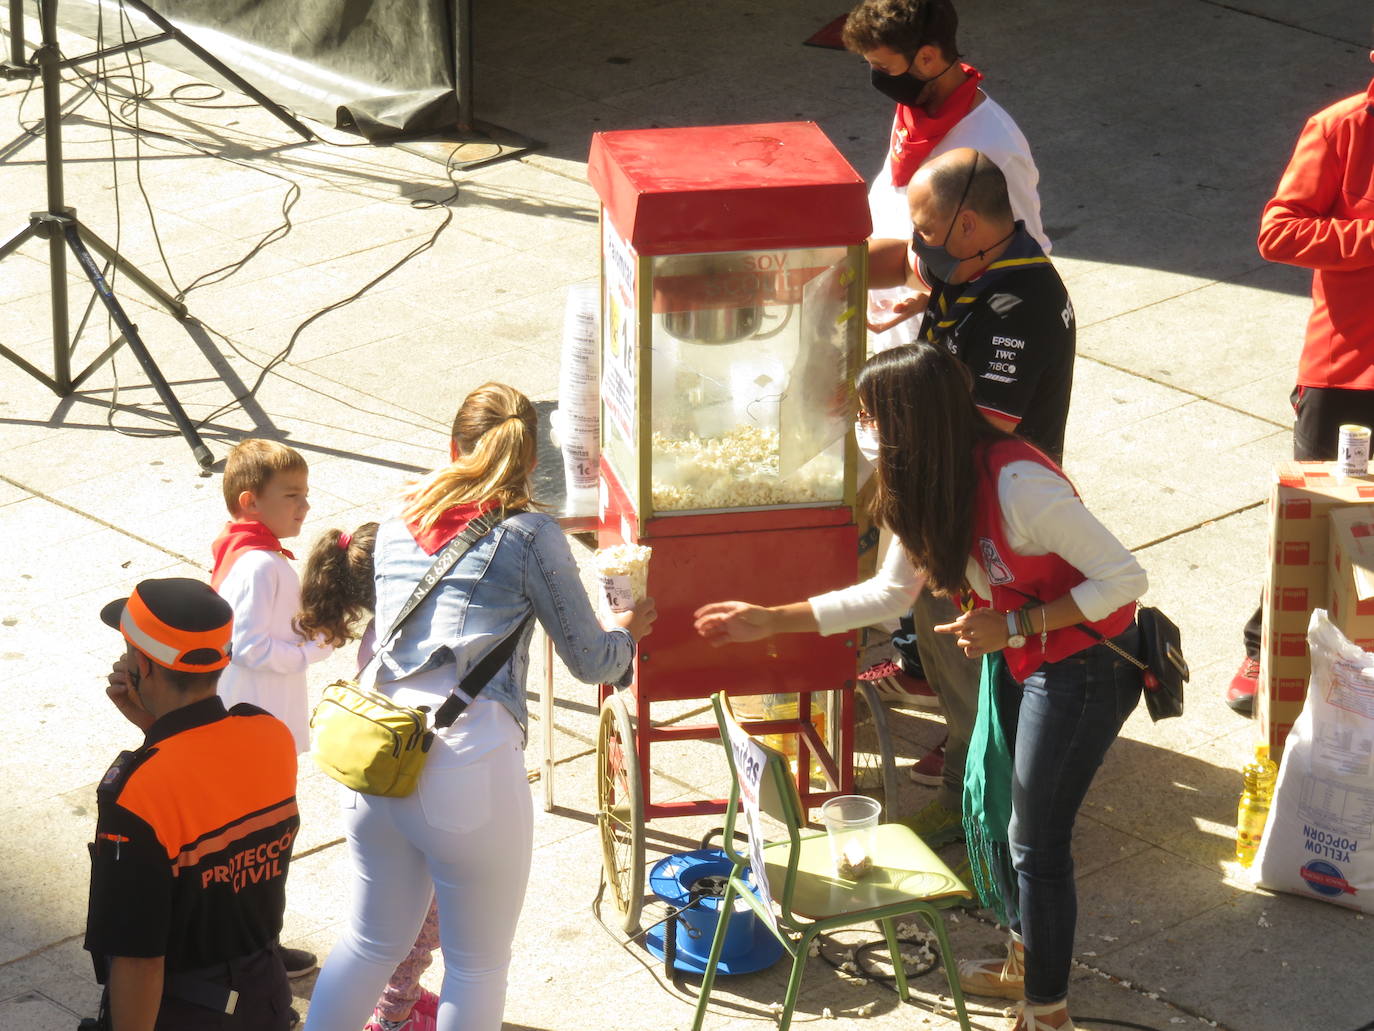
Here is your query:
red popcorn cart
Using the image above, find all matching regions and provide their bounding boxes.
[586,122,897,932]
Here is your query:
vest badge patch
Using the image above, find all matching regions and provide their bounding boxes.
[978,537,1015,586]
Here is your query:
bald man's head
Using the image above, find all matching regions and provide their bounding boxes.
[913,148,1013,225]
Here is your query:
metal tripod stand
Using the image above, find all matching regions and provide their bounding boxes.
[0,0,308,469]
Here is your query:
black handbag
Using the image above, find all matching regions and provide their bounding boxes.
[1093,607,1188,722]
[1007,589,1189,722]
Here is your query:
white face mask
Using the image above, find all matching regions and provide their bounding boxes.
[855,422,881,463]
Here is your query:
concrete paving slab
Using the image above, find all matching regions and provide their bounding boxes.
[0,992,85,1031]
[1105,886,1369,1031]
[1077,266,1317,405]
[1076,845,1244,962]
[0,938,102,1020]
[0,794,104,955]
[6,1,1374,1029]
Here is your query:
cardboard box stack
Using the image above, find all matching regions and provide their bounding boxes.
[1327,506,1374,650]
[1259,462,1374,757]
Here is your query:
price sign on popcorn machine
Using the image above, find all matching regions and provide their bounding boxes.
[601,220,637,454]
[723,705,779,934]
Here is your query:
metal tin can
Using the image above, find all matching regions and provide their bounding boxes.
[1338,424,1371,479]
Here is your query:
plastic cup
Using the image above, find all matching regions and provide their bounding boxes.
[820,794,881,880]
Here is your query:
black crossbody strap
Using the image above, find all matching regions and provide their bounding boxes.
[431,612,535,729]
[1002,585,1147,672]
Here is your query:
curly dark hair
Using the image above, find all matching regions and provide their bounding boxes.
[842,0,960,60]
[294,522,379,648]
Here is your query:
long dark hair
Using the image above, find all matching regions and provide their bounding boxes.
[856,343,1011,595]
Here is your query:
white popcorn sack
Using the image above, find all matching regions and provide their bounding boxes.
[596,544,652,613]
[1254,609,1374,914]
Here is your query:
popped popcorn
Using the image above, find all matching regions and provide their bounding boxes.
[596,543,652,612]
[650,426,839,511]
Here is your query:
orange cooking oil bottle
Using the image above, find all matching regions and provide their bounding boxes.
[1235,744,1278,867]
[760,694,828,786]
[733,693,828,784]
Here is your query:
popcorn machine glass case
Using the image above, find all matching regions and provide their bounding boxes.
[591,123,870,530]
[613,243,859,517]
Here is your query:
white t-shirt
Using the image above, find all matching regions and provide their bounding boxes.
[216,549,333,753]
[357,619,519,768]
[869,91,1049,351]
[809,461,1146,633]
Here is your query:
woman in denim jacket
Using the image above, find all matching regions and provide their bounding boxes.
[306,383,655,1031]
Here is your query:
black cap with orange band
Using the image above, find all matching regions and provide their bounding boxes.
[100,578,233,672]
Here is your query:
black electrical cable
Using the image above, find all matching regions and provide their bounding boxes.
[189,147,463,430]
[32,1,449,440]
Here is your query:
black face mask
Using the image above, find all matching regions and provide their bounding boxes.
[870,66,929,107]
[911,235,959,286]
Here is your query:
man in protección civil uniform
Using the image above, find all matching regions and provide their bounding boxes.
[85,577,300,1030]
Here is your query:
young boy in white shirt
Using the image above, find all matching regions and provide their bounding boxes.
[210,438,333,979]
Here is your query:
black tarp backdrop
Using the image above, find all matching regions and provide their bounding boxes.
[69,0,458,140]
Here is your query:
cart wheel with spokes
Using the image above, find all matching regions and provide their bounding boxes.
[596,691,644,934]
[851,681,899,813]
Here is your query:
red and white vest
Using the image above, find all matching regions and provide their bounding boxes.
[969,438,1135,681]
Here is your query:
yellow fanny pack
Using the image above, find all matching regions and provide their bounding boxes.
[309,514,530,797]
[310,680,435,797]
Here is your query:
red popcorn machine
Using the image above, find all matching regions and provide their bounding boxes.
[585,121,898,932]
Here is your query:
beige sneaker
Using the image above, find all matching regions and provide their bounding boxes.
[1015,1000,1074,1030]
[956,936,1024,1000]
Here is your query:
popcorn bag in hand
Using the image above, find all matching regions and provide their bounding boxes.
[596,544,652,613]
[1254,609,1374,914]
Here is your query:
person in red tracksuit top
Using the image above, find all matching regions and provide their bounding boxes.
[1229,50,1374,714]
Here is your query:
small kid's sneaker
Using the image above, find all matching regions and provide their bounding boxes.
[365,1008,437,1031]
[411,989,439,1020]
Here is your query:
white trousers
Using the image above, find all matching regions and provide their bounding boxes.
[304,726,533,1031]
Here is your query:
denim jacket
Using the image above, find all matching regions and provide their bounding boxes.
[371,510,634,741]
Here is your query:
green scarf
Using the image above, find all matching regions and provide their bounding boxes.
[961,652,1020,927]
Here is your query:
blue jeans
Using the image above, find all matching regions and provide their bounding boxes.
[997,626,1143,1004]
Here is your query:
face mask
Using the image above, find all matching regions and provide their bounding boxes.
[910,154,980,286]
[869,66,929,107]
[912,235,961,286]
[855,422,881,463]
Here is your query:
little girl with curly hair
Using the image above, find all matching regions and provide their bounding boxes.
[298,522,442,1031]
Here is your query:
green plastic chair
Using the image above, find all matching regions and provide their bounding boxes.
[692,692,973,1031]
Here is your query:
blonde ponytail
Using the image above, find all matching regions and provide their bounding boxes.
[404,383,540,531]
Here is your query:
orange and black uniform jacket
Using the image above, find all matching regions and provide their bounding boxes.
[84,697,299,977]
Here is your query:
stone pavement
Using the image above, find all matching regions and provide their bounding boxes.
[1,1,1371,1029]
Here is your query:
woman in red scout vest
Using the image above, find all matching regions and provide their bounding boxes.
[862,343,1147,1031]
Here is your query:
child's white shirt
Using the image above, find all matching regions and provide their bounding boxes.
[217,549,333,753]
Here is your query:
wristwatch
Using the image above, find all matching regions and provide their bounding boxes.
[1005,611,1026,649]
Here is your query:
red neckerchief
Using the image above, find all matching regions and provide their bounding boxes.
[405,500,498,556]
[889,64,984,187]
[210,520,295,590]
